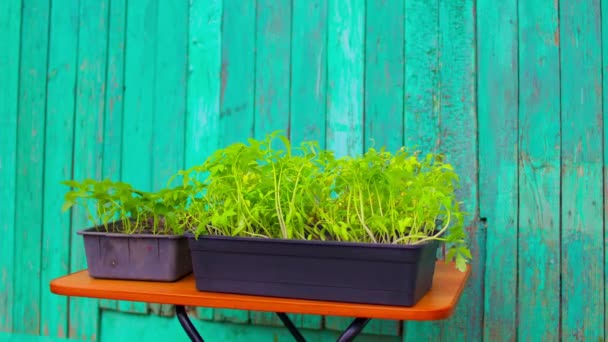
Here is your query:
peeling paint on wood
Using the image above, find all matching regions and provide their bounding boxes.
[478,0,518,340]
[98,0,126,312]
[118,0,156,315]
[253,0,291,141]
[403,0,441,155]
[186,0,223,322]
[13,0,50,335]
[219,0,255,145]
[290,0,327,147]
[435,0,481,340]
[146,0,189,318]
[0,0,21,333]
[325,0,364,158]
[322,0,365,332]
[1,0,607,340]
[362,0,404,336]
[40,0,79,337]
[559,0,604,339]
[69,0,108,339]
[518,0,561,340]
[249,0,294,326]
[603,0,608,337]
[212,0,256,324]
[401,1,443,339]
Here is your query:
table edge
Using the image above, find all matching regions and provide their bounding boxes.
[49,265,470,321]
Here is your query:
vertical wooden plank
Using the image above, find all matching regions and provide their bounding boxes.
[120,0,158,315]
[401,1,441,339]
[0,0,21,333]
[122,0,156,203]
[518,0,561,340]
[362,0,404,336]
[560,0,604,340]
[146,0,189,318]
[437,0,478,215]
[219,0,255,145]
[325,0,364,158]
[69,0,108,339]
[153,0,187,187]
[248,0,295,328]
[122,0,156,190]
[187,0,222,322]
[477,0,518,340]
[12,0,50,335]
[323,0,365,332]
[186,0,222,169]
[98,0,126,312]
[40,0,79,337]
[604,0,608,338]
[364,0,404,153]
[213,0,257,324]
[405,1,481,341]
[435,0,482,340]
[290,0,327,146]
[402,0,440,155]
[282,2,328,329]
[252,0,291,139]
[102,0,126,183]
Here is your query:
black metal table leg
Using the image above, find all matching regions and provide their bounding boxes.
[176,305,204,342]
[336,318,371,342]
[275,312,370,342]
[276,312,307,342]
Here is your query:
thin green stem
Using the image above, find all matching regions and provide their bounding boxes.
[272,162,288,239]
[375,184,383,216]
[410,211,451,245]
[356,185,377,243]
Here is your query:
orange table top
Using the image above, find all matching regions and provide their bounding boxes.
[50,261,469,321]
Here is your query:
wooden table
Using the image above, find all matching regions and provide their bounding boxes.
[50,262,470,342]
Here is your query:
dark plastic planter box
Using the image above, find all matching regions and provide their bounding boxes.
[79,227,192,282]
[186,234,439,306]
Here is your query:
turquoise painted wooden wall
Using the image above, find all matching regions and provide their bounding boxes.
[0,0,605,341]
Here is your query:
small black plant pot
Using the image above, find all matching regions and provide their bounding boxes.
[79,226,193,282]
[186,234,439,306]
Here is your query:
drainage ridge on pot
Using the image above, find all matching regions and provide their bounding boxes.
[79,222,192,282]
[185,232,439,307]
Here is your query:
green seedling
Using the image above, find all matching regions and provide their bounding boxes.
[177,132,471,271]
[61,178,192,235]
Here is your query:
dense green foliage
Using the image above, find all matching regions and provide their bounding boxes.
[176,132,470,270]
[61,179,191,235]
[62,132,471,270]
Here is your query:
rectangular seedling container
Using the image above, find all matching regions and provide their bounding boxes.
[79,227,192,282]
[186,234,439,306]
